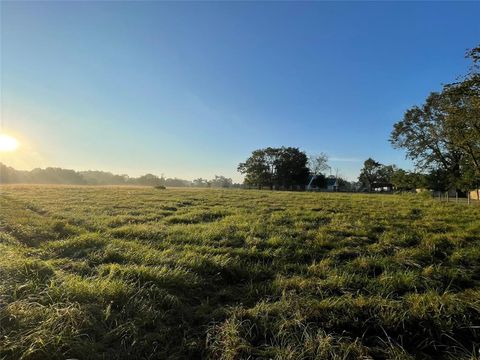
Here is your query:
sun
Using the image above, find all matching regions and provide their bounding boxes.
[0,134,19,152]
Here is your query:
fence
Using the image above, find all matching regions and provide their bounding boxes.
[433,191,480,205]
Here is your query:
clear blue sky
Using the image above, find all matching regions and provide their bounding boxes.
[1,1,479,182]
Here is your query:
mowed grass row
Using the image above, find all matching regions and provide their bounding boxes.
[0,185,479,360]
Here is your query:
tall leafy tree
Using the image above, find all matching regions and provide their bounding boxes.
[442,72,480,178]
[238,147,309,189]
[390,93,462,178]
[237,149,272,189]
[358,158,382,191]
[391,45,480,191]
[275,147,310,189]
[390,169,428,192]
[358,159,396,191]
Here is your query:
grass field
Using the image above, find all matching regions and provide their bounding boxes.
[1,185,479,360]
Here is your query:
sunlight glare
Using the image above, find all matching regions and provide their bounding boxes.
[0,134,19,152]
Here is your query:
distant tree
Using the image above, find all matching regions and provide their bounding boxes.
[29,167,86,184]
[134,174,163,187]
[275,147,310,189]
[238,149,272,189]
[358,158,382,191]
[336,177,353,191]
[391,169,428,192]
[377,165,397,186]
[358,159,397,192]
[238,147,309,190]
[310,173,327,188]
[426,168,452,192]
[308,153,329,176]
[210,175,233,188]
[193,178,209,187]
[0,163,194,187]
[164,178,191,187]
[391,169,411,191]
[80,170,128,185]
[0,163,23,183]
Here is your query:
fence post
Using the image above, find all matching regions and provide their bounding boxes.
[468,192,471,205]
[446,192,449,202]
[456,192,458,203]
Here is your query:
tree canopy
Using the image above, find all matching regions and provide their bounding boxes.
[238,147,310,190]
[391,45,480,191]
[0,163,235,188]
[358,158,397,192]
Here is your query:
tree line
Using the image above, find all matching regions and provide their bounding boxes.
[357,158,452,193]
[237,147,357,190]
[0,163,237,188]
[238,45,479,194]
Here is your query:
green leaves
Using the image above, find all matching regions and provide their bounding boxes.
[391,44,480,192]
[238,147,310,189]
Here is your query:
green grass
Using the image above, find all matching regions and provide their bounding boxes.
[1,185,479,359]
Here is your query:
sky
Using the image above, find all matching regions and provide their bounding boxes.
[1,1,479,182]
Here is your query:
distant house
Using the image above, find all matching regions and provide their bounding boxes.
[326,177,338,191]
[306,175,338,191]
[306,175,320,191]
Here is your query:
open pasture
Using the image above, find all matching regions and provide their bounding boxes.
[1,186,479,359]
